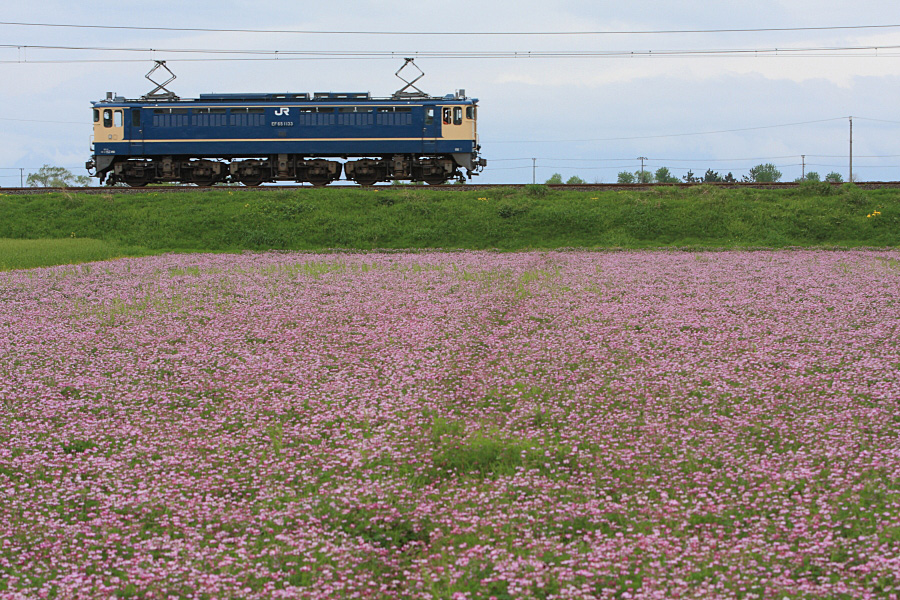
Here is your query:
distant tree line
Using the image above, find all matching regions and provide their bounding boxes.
[545,173,588,185]
[545,163,845,185]
[25,163,848,188]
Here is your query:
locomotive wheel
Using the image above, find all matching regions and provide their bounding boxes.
[192,176,216,187]
[240,177,263,187]
[308,176,331,187]
[354,176,379,186]
[123,178,148,188]
[423,176,447,186]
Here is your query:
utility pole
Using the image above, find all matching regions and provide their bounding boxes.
[532,158,536,185]
[849,116,853,183]
[638,157,647,181]
[801,155,805,181]
[19,168,23,187]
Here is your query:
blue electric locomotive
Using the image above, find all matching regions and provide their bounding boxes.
[87,68,486,186]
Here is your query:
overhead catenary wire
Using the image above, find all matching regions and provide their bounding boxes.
[7,52,900,64]
[3,20,900,36]
[3,43,900,62]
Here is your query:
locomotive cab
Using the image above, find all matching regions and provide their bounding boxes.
[440,104,476,141]
[87,97,132,181]
[437,98,482,177]
[93,106,126,142]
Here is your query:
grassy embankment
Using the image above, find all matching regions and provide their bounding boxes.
[0,238,154,271]
[0,182,897,270]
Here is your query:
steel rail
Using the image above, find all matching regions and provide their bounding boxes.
[2,181,899,194]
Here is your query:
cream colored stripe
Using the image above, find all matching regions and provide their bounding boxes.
[130,138,452,143]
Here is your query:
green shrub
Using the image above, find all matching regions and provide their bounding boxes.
[841,183,868,206]
[524,184,550,197]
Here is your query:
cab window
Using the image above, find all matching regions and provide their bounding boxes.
[114,110,123,128]
[453,107,462,125]
[466,106,475,120]
[103,109,112,128]
[425,108,434,125]
[93,109,99,123]
[442,108,451,125]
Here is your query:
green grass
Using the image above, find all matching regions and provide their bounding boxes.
[0,183,897,270]
[0,238,153,271]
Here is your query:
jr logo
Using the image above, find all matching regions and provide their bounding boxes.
[274,107,290,116]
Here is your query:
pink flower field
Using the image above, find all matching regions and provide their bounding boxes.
[1,250,899,599]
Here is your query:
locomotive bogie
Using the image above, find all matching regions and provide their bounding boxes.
[414,157,459,185]
[230,156,342,186]
[342,156,463,185]
[110,157,227,187]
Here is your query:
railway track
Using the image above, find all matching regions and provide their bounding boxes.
[2,181,900,194]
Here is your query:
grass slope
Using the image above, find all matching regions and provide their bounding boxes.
[0,238,153,271]
[0,183,896,269]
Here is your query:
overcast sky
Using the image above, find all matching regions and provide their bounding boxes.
[3,0,900,184]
